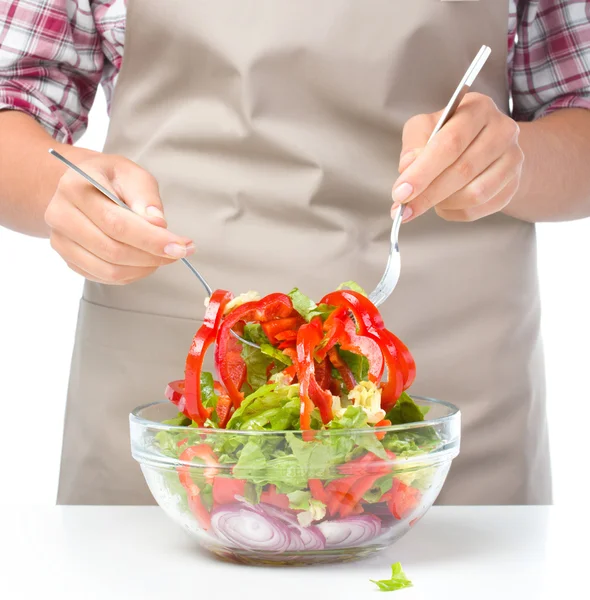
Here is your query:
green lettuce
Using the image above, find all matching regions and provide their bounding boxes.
[338,349,369,383]
[370,562,413,592]
[385,392,426,425]
[288,288,335,322]
[260,343,292,366]
[363,475,394,503]
[243,323,270,346]
[226,383,301,431]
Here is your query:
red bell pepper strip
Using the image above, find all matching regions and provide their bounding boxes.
[381,328,416,390]
[385,479,422,520]
[187,494,211,530]
[338,473,384,518]
[296,317,334,428]
[308,479,329,505]
[222,321,247,408]
[262,317,302,344]
[315,307,348,362]
[327,347,357,391]
[340,316,385,383]
[330,378,342,397]
[315,306,384,384]
[320,290,385,336]
[320,290,409,408]
[212,477,246,505]
[314,357,332,392]
[337,451,391,476]
[274,330,298,342]
[177,445,220,489]
[184,290,234,424]
[165,380,185,407]
[260,485,291,509]
[321,290,415,389]
[176,445,220,530]
[374,418,392,441]
[215,293,294,409]
[213,382,234,428]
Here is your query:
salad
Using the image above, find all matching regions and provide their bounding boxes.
[153,283,445,557]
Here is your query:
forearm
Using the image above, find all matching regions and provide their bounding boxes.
[0,111,97,237]
[505,108,590,223]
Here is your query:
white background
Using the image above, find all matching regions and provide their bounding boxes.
[0,90,588,505]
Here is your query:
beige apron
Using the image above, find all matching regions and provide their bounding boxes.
[57,0,551,505]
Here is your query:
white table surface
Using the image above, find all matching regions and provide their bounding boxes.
[4,505,585,599]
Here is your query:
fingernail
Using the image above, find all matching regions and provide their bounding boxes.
[391,202,401,218]
[185,243,196,256]
[392,182,414,204]
[164,243,190,258]
[402,205,414,222]
[146,206,165,220]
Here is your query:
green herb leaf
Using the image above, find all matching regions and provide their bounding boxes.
[370,562,413,592]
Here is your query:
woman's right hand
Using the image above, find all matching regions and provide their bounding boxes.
[45,153,195,285]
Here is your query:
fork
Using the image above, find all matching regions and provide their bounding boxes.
[368,44,492,307]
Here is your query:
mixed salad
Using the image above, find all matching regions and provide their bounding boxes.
[155,283,442,555]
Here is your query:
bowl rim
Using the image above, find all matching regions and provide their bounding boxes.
[130,395,460,437]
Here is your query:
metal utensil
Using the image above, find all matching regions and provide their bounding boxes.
[48,149,258,347]
[368,44,492,308]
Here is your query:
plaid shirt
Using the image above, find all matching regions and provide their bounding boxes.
[1,1,590,144]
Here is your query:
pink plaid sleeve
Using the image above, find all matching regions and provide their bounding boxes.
[512,0,590,121]
[0,0,104,143]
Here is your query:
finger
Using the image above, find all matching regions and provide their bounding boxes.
[108,157,168,226]
[65,261,112,285]
[47,198,177,268]
[437,144,524,212]
[405,121,521,218]
[80,155,168,226]
[392,94,492,206]
[435,176,520,223]
[399,112,440,169]
[60,170,195,259]
[51,232,157,284]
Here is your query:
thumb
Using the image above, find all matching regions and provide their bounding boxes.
[398,111,442,173]
[108,157,168,228]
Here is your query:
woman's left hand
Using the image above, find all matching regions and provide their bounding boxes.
[392,92,525,223]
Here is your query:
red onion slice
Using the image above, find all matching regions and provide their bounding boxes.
[317,515,382,549]
[253,503,326,551]
[210,504,292,553]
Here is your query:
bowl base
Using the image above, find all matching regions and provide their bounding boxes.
[209,544,385,567]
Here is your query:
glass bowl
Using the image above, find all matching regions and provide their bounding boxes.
[130,397,460,565]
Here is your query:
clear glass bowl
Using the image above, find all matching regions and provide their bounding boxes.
[130,397,460,565]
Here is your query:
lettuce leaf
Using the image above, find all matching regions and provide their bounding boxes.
[338,349,369,383]
[370,563,413,592]
[260,343,292,366]
[385,392,426,425]
[288,288,335,322]
[226,383,300,431]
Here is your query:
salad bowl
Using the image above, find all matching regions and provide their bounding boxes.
[130,395,460,565]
